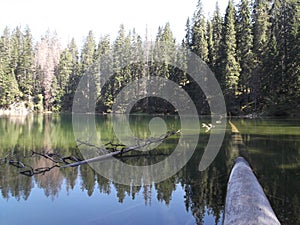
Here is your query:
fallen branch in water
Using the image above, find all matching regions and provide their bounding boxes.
[61,130,180,168]
[1,130,179,176]
[20,165,61,177]
[30,151,63,163]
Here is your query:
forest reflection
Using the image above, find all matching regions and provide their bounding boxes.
[0,115,299,224]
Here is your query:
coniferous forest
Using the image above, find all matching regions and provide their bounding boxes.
[0,0,299,116]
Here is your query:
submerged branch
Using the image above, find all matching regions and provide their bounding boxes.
[1,130,179,176]
[61,130,180,168]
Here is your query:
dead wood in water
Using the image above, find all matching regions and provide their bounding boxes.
[1,130,180,176]
[61,130,180,168]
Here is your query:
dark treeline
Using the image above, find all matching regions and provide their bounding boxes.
[0,0,299,116]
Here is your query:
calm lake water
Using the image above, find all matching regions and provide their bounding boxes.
[0,114,299,225]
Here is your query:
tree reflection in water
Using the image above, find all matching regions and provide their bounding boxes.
[0,115,299,224]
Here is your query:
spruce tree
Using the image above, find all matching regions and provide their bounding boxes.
[191,0,208,62]
[79,31,98,112]
[56,47,73,110]
[159,22,176,79]
[211,2,223,75]
[21,26,34,101]
[183,17,192,49]
[236,0,254,110]
[179,17,191,87]
[266,0,300,114]
[207,20,214,69]
[220,0,241,112]
[10,26,34,104]
[10,26,23,89]
[95,35,112,112]
[80,31,96,75]
[186,0,210,114]
[130,30,145,100]
[210,1,225,95]
[110,25,126,111]
[252,0,271,110]
[65,38,80,111]
[0,27,20,107]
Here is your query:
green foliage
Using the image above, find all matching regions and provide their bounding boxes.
[236,0,255,111]
[34,94,44,112]
[0,0,299,116]
[251,0,271,110]
[191,0,208,62]
[220,0,241,113]
[0,27,21,107]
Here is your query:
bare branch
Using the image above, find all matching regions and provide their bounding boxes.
[61,130,180,168]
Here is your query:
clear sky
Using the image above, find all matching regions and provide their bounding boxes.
[0,0,229,46]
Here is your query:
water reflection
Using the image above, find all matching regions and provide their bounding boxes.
[0,115,299,225]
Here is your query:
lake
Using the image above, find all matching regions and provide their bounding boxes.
[0,114,299,225]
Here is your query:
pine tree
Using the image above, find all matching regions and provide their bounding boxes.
[252,0,271,110]
[179,17,191,87]
[0,27,21,107]
[10,26,23,89]
[65,38,80,111]
[56,47,73,110]
[183,17,192,49]
[207,20,214,68]
[289,0,300,108]
[10,26,34,103]
[236,0,255,110]
[95,35,112,112]
[283,0,299,104]
[220,0,241,112]
[80,31,95,75]
[158,22,176,79]
[109,25,127,111]
[266,0,300,114]
[21,27,34,100]
[79,31,97,112]
[130,30,145,99]
[211,2,223,75]
[191,0,208,62]
[184,1,210,114]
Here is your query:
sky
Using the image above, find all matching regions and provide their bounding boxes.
[0,0,229,46]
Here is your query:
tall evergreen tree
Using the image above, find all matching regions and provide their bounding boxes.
[236,0,255,110]
[80,30,96,75]
[191,0,208,62]
[10,26,23,89]
[56,47,73,110]
[220,0,241,112]
[158,22,176,79]
[265,0,300,114]
[95,35,112,112]
[207,20,214,68]
[64,38,80,111]
[21,27,34,100]
[10,26,34,103]
[109,25,127,111]
[0,27,20,107]
[252,0,271,110]
[130,30,145,96]
[179,17,192,88]
[183,17,192,49]
[211,2,223,76]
